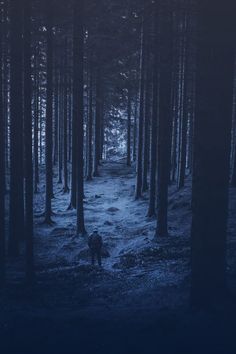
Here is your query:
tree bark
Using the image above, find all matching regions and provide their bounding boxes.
[74,0,86,234]
[93,65,101,177]
[156,0,173,237]
[127,88,131,166]
[63,38,69,193]
[135,20,146,199]
[44,1,54,224]
[24,0,34,281]
[191,0,235,306]
[86,67,93,181]
[0,5,6,282]
[148,4,159,217]
[9,0,24,255]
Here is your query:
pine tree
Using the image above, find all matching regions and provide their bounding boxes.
[191,0,235,306]
[155,0,173,237]
[24,0,34,281]
[127,87,132,166]
[93,65,102,177]
[9,0,24,256]
[0,2,6,282]
[86,66,93,181]
[148,2,159,217]
[74,0,86,235]
[63,38,69,193]
[135,20,146,199]
[44,0,54,224]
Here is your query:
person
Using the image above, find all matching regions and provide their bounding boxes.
[88,229,103,266]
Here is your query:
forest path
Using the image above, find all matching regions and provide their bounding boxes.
[34,158,157,272]
[32,156,195,308]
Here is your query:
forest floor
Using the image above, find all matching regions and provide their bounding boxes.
[1,159,236,354]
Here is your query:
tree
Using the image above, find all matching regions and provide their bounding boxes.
[33,45,39,194]
[44,0,54,224]
[9,0,24,256]
[24,0,34,281]
[74,0,86,235]
[86,65,93,181]
[231,55,236,187]
[63,37,69,193]
[127,88,132,166]
[148,2,159,217]
[177,8,188,189]
[135,19,146,199]
[191,0,235,306]
[93,64,102,177]
[155,0,173,237]
[133,94,138,162]
[142,27,152,193]
[0,2,5,282]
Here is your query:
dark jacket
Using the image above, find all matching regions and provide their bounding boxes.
[88,233,103,250]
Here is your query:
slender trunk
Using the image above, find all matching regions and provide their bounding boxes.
[9,0,24,255]
[58,75,63,184]
[68,81,72,164]
[70,76,77,208]
[86,68,93,181]
[93,65,101,176]
[74,0,86,234]
[142,62,151,193]
[100,92,104,161]
[63,38,69,193]
[127,88,131,166]
[231,55,236,187]
[178,13,188,189]
[135,21,146,199]
[156,0,173,237]
[34,47,39,193]
[44,2,54,224]
[148,7,159,217]
[24,0,34,281]
[0,7,5,282]
[133,94,138,162]
[53,69,59,166]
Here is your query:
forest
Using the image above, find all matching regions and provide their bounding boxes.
[0,0,236,353]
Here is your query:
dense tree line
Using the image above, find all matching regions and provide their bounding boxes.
[0,0,235,307]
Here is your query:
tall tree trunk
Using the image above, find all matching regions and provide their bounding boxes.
[24,0,34,281]
[0,6,6,282]
[53,68,59,166]
[86,67,93,181]
[63,38,69,193]
[34,46,39,193]
[70,75,77,209]
[44,2,54,224]
[191,0,235,306]
[231,55,236,187]
[58,76,63,184]
[155,0,173,237]
[178,12,188,189]
[93,65,101,176]
[148,5,159,217]
[100,90,104,161]
[132,94,138,162]
[135,20,146,199]
[142,62,151,193]
[127,88,131,166]
[68,80,72,164]
[74,0,86,235]
[9,0,24,255]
